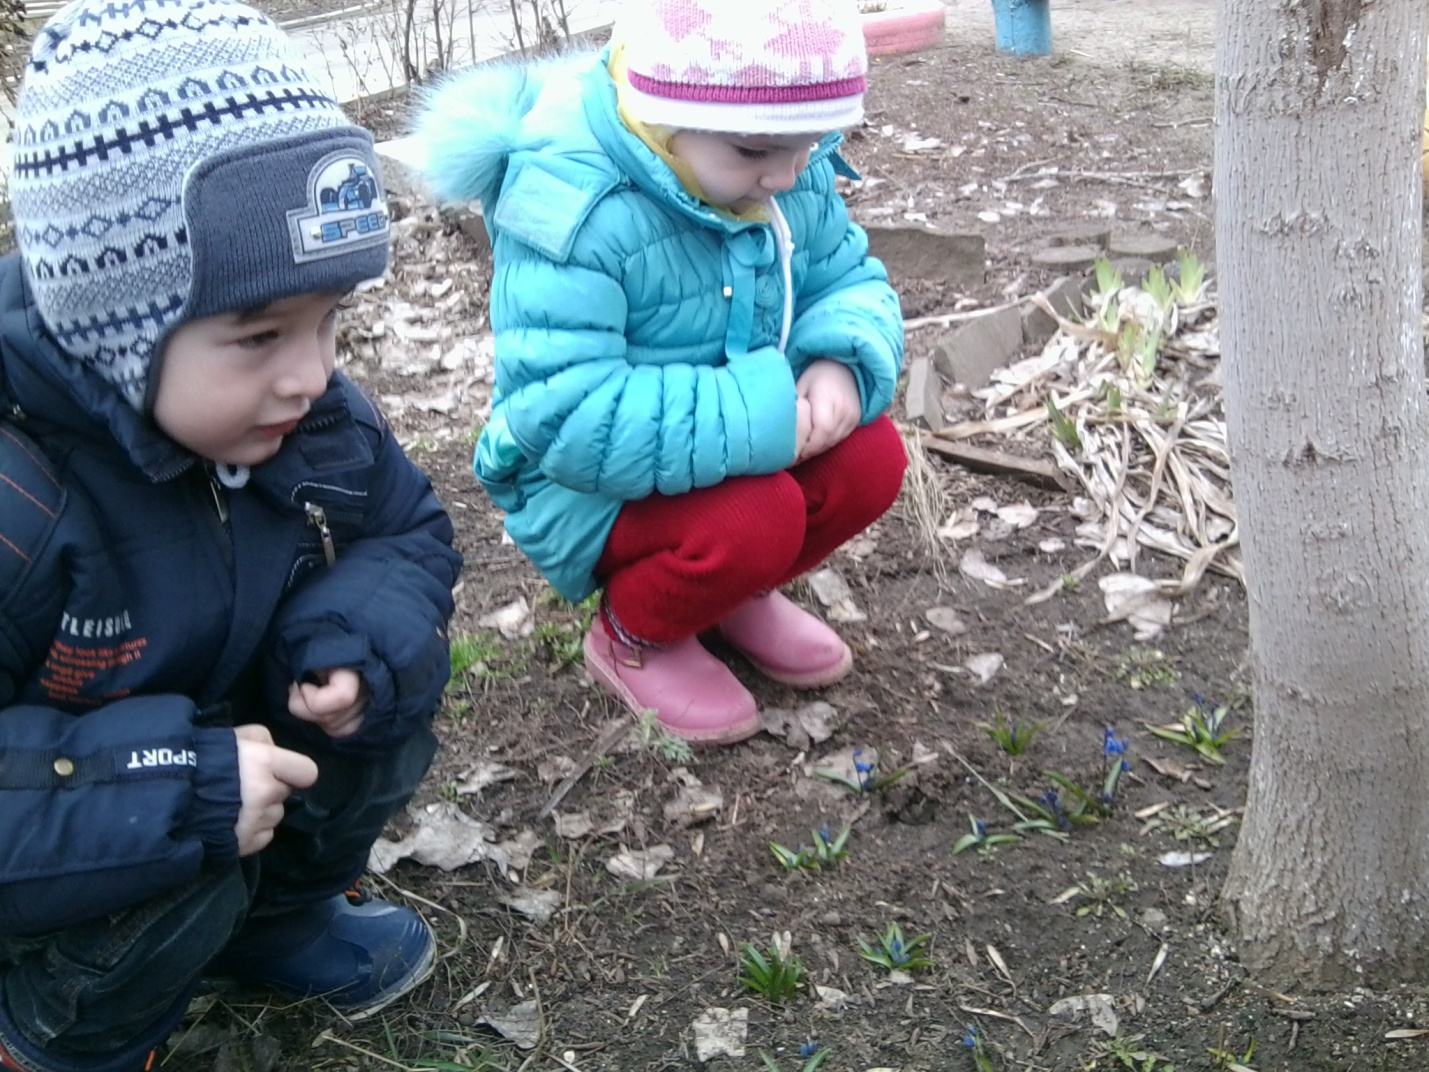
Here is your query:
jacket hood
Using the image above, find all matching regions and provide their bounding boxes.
[0,254,193,481]
[413,51,602,208]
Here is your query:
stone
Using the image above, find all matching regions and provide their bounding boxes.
[373,135,430,201]
[1031,244,1100,272]
[1048,223,1112,250]
[1021,274,1085,346]
[932,304,1024,389]
[444,203,491,250]
[864,224,985,289]
[1108,234,1181,263]
[904,355,946,431]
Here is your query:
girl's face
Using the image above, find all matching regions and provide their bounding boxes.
[668,131,820,211]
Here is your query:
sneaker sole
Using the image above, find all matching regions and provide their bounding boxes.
[338,928,438,1022]
[583,633,763,746]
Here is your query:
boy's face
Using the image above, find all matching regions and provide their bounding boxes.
[152,292,343,467]
[668,131,819,211]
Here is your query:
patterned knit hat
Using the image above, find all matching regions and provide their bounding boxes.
[10,0,391,411]
[618,0,867,135]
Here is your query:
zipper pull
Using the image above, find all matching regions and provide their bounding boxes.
[305,502,337,566]
[206,471,229,524]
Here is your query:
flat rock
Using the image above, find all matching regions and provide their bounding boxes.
[1048,223,1112,249]
[1031,244,1100,272]
[904,354,945,431]
[932,304,1024,389]
[865,223,985,289]
[1022,274,1085,346]
[1108,234,1180,263]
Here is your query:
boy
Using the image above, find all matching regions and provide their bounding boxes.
[0,0,463,1068]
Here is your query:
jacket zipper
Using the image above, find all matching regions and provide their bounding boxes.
[305,502,337,566]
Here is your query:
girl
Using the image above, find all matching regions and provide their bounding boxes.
[418,0,907,744]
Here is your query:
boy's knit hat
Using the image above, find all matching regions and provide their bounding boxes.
[10,0,391,411]
[618,0,867,135]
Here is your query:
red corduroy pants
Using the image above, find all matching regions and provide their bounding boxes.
[594,416,907,645]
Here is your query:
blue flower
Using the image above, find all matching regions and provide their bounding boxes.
[799,1041,818,1058]
[1103,727,1127,756]
[1041,790,1069,830]
[852,749,876,790]
[974,819,987,839]
[962,1026,979,1048]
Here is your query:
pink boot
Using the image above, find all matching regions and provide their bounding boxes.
[583,618,761,745]
[717,591,853,688]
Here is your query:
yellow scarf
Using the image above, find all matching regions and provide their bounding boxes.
[608,42,770,224]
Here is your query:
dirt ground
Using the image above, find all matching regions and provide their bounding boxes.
[172,2,1429,1071]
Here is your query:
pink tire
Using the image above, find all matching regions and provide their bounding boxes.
[862,1,947,57]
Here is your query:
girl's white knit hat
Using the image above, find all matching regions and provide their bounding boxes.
[618,0,868,135]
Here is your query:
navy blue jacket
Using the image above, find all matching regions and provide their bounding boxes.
[0,256,462,935]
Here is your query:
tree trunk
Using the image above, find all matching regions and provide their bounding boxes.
[1218,0,1429,988]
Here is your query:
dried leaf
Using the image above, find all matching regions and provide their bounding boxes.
[368,802,504,875]
[1159,850,1212,868]
[1049,993,1119,1037]
[663,786,725,826]
[606,844,676,881]
[497,887,562,922]
[965,652,1004,683]
[807,567,867,623]
[478,1000,541,1049]
[1100,573,1173,639]
[925,607,969,636]
[477,597,534,639]
[959,549,1023,589]
[997,502,1039,528]
[456,761,520,795]
[692,1007,748,1061]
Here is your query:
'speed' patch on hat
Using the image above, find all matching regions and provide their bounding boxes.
[618,0,868,135]
[10,0,391,412]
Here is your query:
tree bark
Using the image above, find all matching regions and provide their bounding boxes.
[1218,0,1429,988]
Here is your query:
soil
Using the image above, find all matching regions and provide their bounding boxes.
[174,2,1429,1071]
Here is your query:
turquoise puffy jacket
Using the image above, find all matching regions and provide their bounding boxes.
[417,52,903,600]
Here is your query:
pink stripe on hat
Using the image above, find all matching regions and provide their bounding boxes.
[620,0,869,133]
[627,71,867,105]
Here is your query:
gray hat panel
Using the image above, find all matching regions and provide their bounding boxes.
[10,0,389,412]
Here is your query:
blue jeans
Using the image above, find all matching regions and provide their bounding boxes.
[0,723,437,1070]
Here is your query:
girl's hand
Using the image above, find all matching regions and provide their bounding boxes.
[795,360,861,462]
[288,668,368,738]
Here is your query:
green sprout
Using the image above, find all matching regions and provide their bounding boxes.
[857,922,932,973]
[1046,396,1081,451]
[1146,694,1240,765]
[760,1044,829,1072]
[1116,321,1162,386]
[1092,256,1125,299]
[1144,803,1237,847]
[1115,647,1177,689]
[951,815,1022,855]
[636,710,695,764]
[770,825,852,872]
[1068,871,1137,919]
[1142,264,1174,311]
[978,707,1044,757]
[1207,1032,1256,1072]
[738,941,804,1004]
[1172,250,1207,305]
[446,632,503,690]
[961,1026,994,1072]
[1094,1030,1177,1071]
[1100,379,1124,416]
[815,749,907,794]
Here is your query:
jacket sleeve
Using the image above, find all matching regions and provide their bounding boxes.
[0,433,241,936]
[0,689,241,936]
[784,161,904,424]
[487,228,800,502]
[265,390,462,754]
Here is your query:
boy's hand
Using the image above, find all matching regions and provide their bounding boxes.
[288,668,368,738]
[795,360,861,462]
[234,725,318,857]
